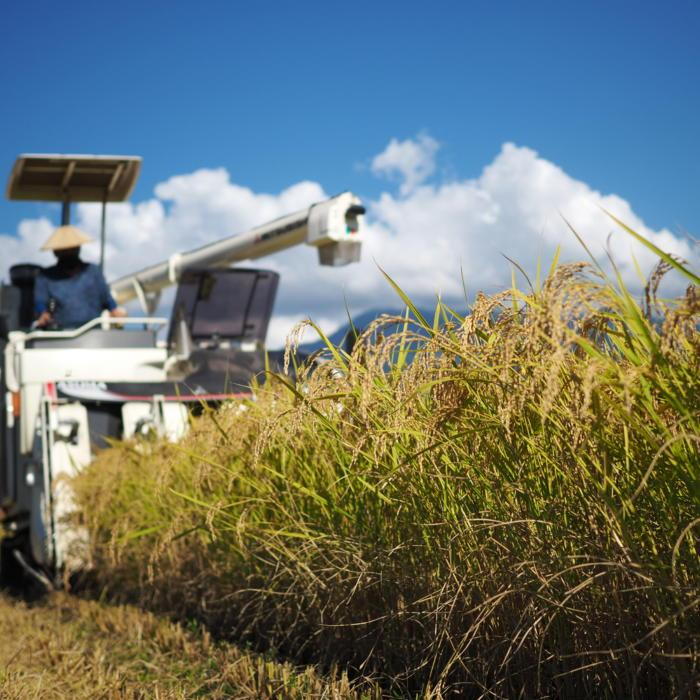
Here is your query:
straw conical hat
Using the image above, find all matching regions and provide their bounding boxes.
[41,226,94,251]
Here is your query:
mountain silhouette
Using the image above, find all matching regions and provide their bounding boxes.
[287,306,460,354]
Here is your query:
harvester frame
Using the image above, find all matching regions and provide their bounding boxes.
[0,153,365,585]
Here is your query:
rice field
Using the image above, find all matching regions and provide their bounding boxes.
[72,231,700,698]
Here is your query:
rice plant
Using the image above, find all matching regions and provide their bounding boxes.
[73,226,699,698]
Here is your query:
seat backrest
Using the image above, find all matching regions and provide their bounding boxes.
[9,263,42,329]
[0,283,21,333]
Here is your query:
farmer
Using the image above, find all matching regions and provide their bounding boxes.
[34,225,126,329]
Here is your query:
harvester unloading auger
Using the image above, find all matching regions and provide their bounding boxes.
[0,153,365,585]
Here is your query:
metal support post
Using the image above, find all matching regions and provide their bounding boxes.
[100,193,107,271]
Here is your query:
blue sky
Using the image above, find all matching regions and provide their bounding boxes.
[2,0,698,232]
[1,1,699,342]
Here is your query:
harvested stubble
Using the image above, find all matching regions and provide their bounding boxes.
[73,253,700,698]
[0,592,368,699]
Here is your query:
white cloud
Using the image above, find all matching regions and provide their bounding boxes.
[371,133,440,195]
[0,217,56,269]
[1,139,696,349]
[364,142,696,297]
[266,313,343,350]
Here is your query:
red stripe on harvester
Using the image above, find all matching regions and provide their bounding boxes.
[110,392,252,401]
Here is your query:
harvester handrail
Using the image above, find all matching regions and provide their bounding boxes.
[18,316,168,342]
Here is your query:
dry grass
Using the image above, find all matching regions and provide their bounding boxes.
[0,592,373,698]
[72,245,700,698]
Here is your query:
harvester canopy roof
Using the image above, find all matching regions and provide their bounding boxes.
[6,154,142,202]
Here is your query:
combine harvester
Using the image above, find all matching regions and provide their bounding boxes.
[0,153,365,584]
